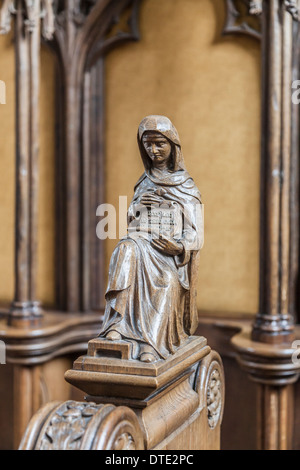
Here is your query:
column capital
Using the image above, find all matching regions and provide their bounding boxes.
[0,0,55,38]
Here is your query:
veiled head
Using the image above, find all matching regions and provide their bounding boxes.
[137,115,185,172]
[142,132,172,170]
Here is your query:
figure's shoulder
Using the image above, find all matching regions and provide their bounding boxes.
[134,172,147,190]
[181,177,202,201]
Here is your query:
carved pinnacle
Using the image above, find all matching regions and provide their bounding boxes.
[0,0,55,38]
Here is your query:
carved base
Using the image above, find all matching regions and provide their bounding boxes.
[232,326,300,385]
[63,336,224,449]
[251,313,295,345]
[0,311,103,365]
[8,301,43,327]
[19,334,224,450]
[65,336,210,400]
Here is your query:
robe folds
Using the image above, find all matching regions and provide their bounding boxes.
[99,115,203,359]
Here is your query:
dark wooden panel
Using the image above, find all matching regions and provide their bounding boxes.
[197,318,257,450]
[293,380,300,449]
[0,364,14,450]
[221,356,257,450]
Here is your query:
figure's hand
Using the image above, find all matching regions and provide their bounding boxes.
[140,193,163,207]
[151,235,184,256]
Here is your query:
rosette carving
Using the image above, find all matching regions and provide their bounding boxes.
[207,368,223,429]
[194,350,225,430]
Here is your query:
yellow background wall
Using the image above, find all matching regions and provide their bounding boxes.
[0,33,55,307]
[0,32,15,306]
[0,0,261,316]
[105,0,261,315]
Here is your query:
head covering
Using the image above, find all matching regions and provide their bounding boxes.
[137,115,186,172]
[135,116,202,337]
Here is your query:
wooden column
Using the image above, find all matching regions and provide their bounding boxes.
[224,0,300,450]
[13,365,42,449]
[0,0,54,325]
[248,1,300,446]
[223,1,299,339]
[256,383,294,450]
[251,0,296,343]
[232,328,299,450]
[50,0,141,312]
[12,1,41,322]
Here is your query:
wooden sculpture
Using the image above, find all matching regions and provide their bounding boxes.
[19,117,224,451]
[99,115,204,363]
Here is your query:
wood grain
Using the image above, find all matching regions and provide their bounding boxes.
[20,344,224,450]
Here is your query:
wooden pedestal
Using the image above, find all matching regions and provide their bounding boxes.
[19,336,224,450]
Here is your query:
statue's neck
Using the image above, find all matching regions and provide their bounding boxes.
[150,167,169,178]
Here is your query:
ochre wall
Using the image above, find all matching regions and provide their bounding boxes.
[0,34,55,307]
[105,0,261,315]
[37,47,56,306]
[0,0,261,316]
[0,32,15,305]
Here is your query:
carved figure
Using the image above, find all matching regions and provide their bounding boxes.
[99,115,203,363]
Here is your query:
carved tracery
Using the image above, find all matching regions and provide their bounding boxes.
[223,0,300,40]
[0,0,56,323]
[0,0,143,319]
[0,0,55,37]
[47,0,142,313]
[223,0,262,39]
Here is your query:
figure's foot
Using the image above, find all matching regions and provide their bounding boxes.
[105,330,122,341]
[139,352,157,363]
[139,344,158,363]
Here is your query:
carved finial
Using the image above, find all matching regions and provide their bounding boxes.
[248,0,300,20]
[23,0,40,33]
[40,0,55,39]
[284,0,300,21]
[24,0,55,38]
[249,0,263,15]
[0,0,16,35]
[0,0,55,38]
[223,0,262,40]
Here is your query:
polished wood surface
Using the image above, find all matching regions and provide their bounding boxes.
[198,316,300,450]
[20,341,224,450]
[251,0,296,344]
[19,400,145,450]
[0,0,300,451]
[65,336,209,399]
[0,312,102,365]
[97,115,203,363]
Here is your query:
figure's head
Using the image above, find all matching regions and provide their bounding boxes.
[142,131,172,170]
[137,115,185,172]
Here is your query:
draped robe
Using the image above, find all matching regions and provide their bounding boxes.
[99,116,203,359]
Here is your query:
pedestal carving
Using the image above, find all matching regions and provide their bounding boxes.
[19,400,144,450]
[18,116,224,450]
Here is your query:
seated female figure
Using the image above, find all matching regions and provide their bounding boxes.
[99,115,203,363]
